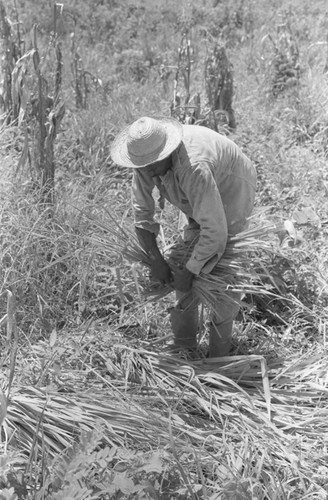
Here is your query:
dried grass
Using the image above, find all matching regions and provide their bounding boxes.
[86,207,286,319]
[4,342,328,497]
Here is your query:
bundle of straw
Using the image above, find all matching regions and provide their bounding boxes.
[87,208,284,316]
[165,225,281,316]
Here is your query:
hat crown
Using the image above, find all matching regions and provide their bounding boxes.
[111,115,182,168]
[127,117,167,159]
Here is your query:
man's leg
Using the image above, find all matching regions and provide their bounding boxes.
[169,290,199,350]
[168,221,200,350]
[208,215,251,358]
[209,319,233,357]
[208,294,240,357]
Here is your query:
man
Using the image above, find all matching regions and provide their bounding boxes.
[111,116,256,357]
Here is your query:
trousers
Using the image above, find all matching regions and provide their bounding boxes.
[170,216,246,357]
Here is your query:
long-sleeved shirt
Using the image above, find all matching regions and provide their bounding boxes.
[132,124,257,275]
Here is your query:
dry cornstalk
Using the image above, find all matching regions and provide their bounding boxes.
[205,43,236,130]
[12,6,65,205]
[0,0,23,123]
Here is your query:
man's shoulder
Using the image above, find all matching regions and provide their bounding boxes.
[181,124,229,149]
[179,125,221,166]
[182,124,215,137]
[181,124,244,161]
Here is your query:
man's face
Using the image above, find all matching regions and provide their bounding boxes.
[142,156,172,177]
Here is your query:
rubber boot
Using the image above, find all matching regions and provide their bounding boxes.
[169,306,199,350]
[209,319,233,357]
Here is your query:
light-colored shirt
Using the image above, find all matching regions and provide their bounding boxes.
[132,125,257,275]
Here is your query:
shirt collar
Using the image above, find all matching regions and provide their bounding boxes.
[159,145,182,182]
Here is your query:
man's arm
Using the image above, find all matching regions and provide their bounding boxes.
[132,170,172,284]
[136,227,173,284]
[132,169,160,235]
[179,162,228,275]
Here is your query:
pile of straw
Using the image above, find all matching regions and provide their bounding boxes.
[4,342,328,497]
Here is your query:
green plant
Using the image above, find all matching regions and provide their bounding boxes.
[36,428,183,500]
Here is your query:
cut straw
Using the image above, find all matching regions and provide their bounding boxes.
[84,208,286,318]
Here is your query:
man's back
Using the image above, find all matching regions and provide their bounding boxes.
[180,124,256,189]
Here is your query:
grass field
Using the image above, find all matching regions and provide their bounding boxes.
[1,0,328,498]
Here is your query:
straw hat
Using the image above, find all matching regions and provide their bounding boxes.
[110,116,183,168]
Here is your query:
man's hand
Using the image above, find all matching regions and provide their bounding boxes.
[173,266,195,293]
[150,256,173,284]
[135,228,173,284]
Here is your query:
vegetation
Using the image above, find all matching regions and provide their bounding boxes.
[1,0,328,498]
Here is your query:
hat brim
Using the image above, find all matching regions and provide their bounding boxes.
[110,116,183,168]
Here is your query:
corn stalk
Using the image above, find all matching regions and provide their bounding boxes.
[70,24,101,109]
[0,0,23,123]
[265,17,300,98]
[12,4,65,206]
[323,31,328,74]
[31,16,65,205]
[170,27,201,124]
[70,29,90,109]
[204,43,236,131]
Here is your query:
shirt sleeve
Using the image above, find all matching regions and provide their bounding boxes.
[179,162,228,275]
[132,169,160,236]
